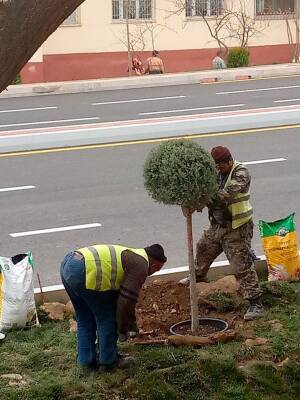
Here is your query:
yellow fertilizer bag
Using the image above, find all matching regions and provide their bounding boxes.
[259,214,300,281]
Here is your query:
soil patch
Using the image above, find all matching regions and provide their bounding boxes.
[135,278,242,340]
[136,280,191,336]
[171,322,222,336]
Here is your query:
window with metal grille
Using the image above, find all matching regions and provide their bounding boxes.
[186,0,223,17]
[61,9,81,25]
[256,0,295,15]
[112,0,152,20]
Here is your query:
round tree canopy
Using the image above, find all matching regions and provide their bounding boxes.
[144,139,218,208]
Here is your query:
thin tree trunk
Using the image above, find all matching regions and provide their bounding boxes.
[0,0,86,93]
[125,0,132,77]
[186,213,199,332]
[295,19,300,62]
[126,17,132,76]
[295,1,300,62]
[285,19,295,61]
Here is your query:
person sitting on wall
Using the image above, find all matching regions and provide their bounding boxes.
[212,49,227,69]
[132,56,145,75]
[145,50,165,74]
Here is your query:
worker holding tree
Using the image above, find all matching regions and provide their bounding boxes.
[180,146,264,321]
[60,243,167,371]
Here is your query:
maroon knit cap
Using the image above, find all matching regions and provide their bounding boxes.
[211,146,232,162]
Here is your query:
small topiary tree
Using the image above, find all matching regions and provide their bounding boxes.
[227,47,249,68]
[144,139,217,331]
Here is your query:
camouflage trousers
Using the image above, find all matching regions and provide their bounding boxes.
[195,220,262,300]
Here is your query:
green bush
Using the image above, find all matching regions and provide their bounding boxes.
[227,47,249,68]
[144,139,217,208]
[11,73,21,85]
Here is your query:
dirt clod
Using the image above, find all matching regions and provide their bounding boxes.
[244,337,269,347]
[65,301,75,316]
[40,302,66,321]
[197,275,238,296]
[69,319,77,332]
[1,374,23,381]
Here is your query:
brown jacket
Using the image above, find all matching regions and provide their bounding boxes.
[117,250,149,334]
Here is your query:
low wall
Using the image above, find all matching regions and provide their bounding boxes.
[21,44,293,84]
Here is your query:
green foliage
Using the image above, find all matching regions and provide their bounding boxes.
[136,346,196,371]
[205,292,240,312]
[261,281,297,307]
[143,139,217,208]
[201,357,244,387]
[11,74,21,85]
[247,364,284,394]
[126,372,177,400]
[164,362,209,396]
[0,283,299,400]
[27,378,65,400]
[227,47,249,68]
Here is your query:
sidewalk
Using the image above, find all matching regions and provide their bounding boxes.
[1,63,300,99]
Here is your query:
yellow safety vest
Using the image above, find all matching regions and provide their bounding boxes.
[224,161,253,229]
[77,245,148,291]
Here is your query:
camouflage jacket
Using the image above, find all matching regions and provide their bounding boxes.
[209,162,251,225]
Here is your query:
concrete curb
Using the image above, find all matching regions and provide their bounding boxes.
[2,63,300,99]
[34,257,268,305]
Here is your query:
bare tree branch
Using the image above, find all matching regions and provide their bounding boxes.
[166,0,268,53]
[113,1,175,75]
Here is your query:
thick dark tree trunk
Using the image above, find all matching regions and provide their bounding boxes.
[0,0,86,93]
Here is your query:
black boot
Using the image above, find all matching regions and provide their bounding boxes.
[244,297,264,321]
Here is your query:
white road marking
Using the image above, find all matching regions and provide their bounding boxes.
[217,85,300,95]
[274,98,300,103]
[92,96,186,105]
[10,223,102,238]
[244,158,286,165]
[139,103,245,115]
[0,185,36,192]
[0,106,57,113]
[0,117,100,128]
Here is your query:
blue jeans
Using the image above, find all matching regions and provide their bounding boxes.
[60,252,119,367]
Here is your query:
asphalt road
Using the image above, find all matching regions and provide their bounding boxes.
[0,123,299,286]
[0,75,300,131]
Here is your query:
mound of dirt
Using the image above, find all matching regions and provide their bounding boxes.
[136,276,242,338]
[136,280,191,335]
